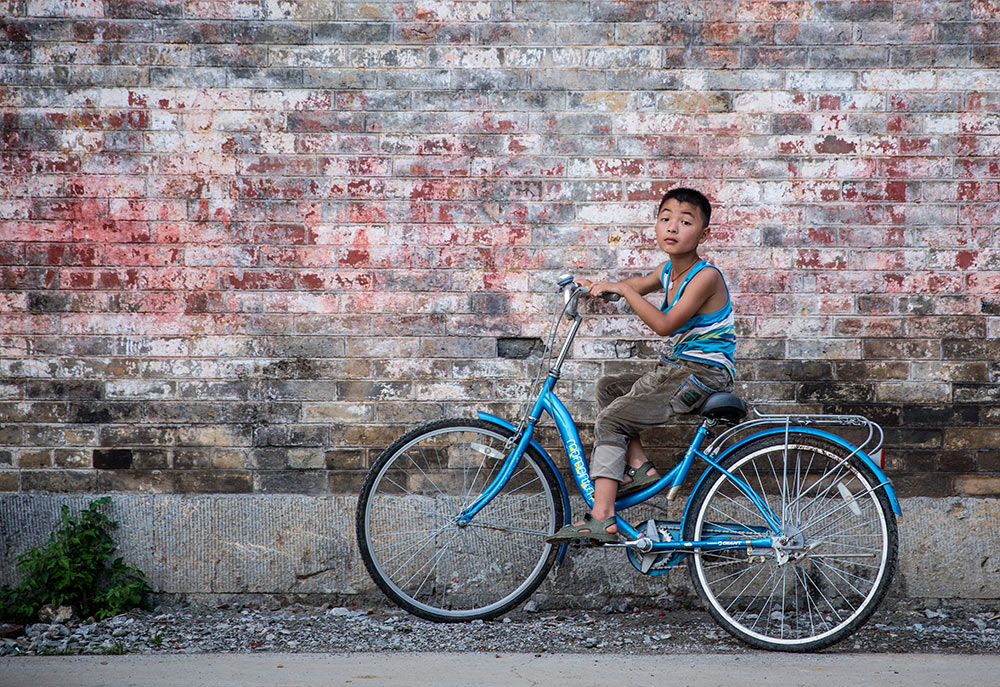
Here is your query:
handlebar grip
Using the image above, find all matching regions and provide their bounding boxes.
[597,292,622,302]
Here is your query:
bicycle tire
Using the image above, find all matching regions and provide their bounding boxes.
[356,418,565,622]
[684,433,898,651]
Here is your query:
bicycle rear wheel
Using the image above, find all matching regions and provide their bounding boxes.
[356,418,564,622]
[684,433,898,651]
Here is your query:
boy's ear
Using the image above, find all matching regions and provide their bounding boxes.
[697,225,711,244]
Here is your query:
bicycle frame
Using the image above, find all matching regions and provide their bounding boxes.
[457,276,900,558]
[455,279,785,555]
[468,417,783,555]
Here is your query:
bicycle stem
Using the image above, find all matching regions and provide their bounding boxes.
[550,312,582,379]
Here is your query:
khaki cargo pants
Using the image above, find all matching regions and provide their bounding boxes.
[589,358,734,481]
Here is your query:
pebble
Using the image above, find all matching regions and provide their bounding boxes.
[1,599,999,656]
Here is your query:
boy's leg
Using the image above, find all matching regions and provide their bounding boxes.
[582,364,730,532]
[546,476,618,542]
[592,361,730,484]
[590,477,618,530]
[622,437,656,483]
[596,372,642,410]
[594,371,654,489]
[596,372,655,484]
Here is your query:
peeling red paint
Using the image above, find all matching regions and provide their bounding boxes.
[815,136,856,155]
[341,249,370,267]
[225,271,296,290]
[0,5,995,505]
[958,182,979,201]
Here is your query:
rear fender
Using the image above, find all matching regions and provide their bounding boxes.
[681,427,902,537]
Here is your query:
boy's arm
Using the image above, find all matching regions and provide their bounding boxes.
[581,262,666,299]
[618,264,665,297]
[590,267,723,337]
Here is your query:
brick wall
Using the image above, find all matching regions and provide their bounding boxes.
[1,1,998,499]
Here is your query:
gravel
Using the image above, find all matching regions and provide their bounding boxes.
[3,598,1000,656]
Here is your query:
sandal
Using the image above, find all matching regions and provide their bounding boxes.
[545,513,618,544]
[618,461,659,497]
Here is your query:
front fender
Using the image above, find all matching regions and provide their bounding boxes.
[681,427,902,537]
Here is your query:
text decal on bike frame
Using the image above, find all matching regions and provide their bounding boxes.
[566,438,594,498]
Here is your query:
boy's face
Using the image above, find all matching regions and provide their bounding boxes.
[655,198,709,255]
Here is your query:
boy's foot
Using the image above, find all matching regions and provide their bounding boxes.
[618,461,659,496]
[545,513,618,544]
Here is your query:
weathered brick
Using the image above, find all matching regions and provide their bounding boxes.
[863,339,941,360]
[875,382,952,404]
[131,449,170,470]
[287,448,325,470]
[173,470,252,493]
[943,428,1000,451]
[884,449,937,473]
[99,425,177,447]
[96,469,175,493]
[953,475,1000,496]
[938,451,977,472]
[325,449,365,470]
[834,361,910,381]
[17,449,52,468]
[327,470,366,494]
[891,474,953,497]
[822,403,903,426]
[21,469,97,492]
[902,404,981,427]
[255,469,326,494]
[798,382,875,403]
[0,2,995,501]
[954,384,1000,403]
[173,448,213,469]
[93,448,132,469]
[0,471,18,491]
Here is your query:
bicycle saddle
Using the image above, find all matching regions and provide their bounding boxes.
[699,392,748,424]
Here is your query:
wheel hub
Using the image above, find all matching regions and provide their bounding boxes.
[772,524,807,566]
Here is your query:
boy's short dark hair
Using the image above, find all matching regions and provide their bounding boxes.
[658,188,712,227]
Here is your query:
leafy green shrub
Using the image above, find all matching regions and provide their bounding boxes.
[0,497,153,622]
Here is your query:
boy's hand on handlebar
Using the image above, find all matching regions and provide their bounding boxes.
[585,280,624,302]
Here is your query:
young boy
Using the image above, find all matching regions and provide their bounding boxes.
[546,187,735,544]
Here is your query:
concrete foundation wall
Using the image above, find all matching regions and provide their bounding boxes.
[2,494,996,605]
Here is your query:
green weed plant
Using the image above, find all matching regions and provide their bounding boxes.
[0,497,152,622]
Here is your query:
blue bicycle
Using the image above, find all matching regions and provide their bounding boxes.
[356,275,900,651]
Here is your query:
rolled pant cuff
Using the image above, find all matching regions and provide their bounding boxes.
[590,442,627,481]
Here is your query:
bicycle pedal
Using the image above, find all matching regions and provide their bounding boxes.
[572,538,619,548]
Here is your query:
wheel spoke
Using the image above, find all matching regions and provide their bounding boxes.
[688,434,897,650]
[357,421,561,621]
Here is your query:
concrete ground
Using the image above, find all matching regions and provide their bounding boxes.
[4,652,1000,687]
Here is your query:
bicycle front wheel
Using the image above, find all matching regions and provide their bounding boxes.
[356,418,564,622]
[685,434,898,651]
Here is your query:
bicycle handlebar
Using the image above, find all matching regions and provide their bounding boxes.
[556,273,622,304]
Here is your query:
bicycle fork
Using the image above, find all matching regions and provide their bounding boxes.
[454,425,537,527]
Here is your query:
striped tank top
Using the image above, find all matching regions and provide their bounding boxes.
[660,259,736,380]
